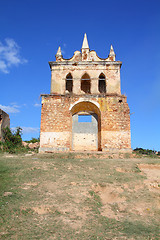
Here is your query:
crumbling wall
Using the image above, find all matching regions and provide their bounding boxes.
[40,35,131,153]
[0,109,10,141]
[40,96,71,152]
[100,97,131,150]
[39,95,131,152]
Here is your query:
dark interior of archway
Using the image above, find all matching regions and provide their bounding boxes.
[99,74,106,93]
[66,73,73,93]
[81,73,91,93]
[66,80,73,92]
[81,80,90,93]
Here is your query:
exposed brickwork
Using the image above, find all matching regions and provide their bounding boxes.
[40,95,131,151]
[39,34,131,152]
[41,96,71,132]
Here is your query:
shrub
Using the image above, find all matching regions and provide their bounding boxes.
[133,148,156,156]
[1,127,23,153]
[25,137,40,143]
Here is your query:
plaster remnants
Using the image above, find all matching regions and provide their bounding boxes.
[40,34,131,152]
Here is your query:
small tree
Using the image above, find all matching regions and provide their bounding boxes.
[25,137,40,143]
[1,127,23,153]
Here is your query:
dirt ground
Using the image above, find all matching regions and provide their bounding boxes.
[0,153,160,239]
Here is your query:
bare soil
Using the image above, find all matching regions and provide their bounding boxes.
[0,153,160,239]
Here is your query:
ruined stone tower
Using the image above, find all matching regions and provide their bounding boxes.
[39,34,131,152]
[0,109,10,141]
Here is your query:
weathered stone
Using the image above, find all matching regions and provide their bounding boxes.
[39,34,131,153]
[0,109,10,141]
[28,142,40,149]
[22,141,28,147]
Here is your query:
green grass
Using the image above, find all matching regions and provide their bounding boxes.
[0,153,160,239]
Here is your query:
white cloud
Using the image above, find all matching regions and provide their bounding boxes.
[21,127,40,134]
[34,103,41,107]
[11,127,40,134]
[0,38,27,73]
[11,127,39,134]
[0,60,8,73]
[0,104,20,113]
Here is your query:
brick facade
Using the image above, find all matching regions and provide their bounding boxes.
[40,34,131,152]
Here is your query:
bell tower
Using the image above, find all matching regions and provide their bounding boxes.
[40,34,131,153]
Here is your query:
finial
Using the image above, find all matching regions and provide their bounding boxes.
[82,33,89,49]
[109,45,115,56]
[108,44,116,61]
[56,46,62,57]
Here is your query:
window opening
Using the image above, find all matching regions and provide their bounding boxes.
[78,115,92,122]
[81,73,91,93]
[66,73,73,93]
[99,74,106,93]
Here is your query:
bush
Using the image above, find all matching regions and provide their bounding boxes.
[1,127,24,153]
[25,137,40,143]
[133,148,156,156]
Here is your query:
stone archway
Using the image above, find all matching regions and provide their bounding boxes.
[70,101,101,151]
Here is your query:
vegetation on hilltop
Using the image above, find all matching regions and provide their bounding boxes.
[133,148,160,157]
[0,127,39,153]
[25,137,40,143]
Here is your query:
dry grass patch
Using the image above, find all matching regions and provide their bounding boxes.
[0,153,160,239]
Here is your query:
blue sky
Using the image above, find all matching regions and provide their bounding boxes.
[0,0,160,150]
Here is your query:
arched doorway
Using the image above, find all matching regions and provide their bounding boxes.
[70,101,101,151]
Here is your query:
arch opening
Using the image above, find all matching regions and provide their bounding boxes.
[70,101,101,151]
[81,73,91,93]
[99,73,106,93]
[66,73,73,93]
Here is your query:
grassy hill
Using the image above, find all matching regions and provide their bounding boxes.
[0,153,160,239]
